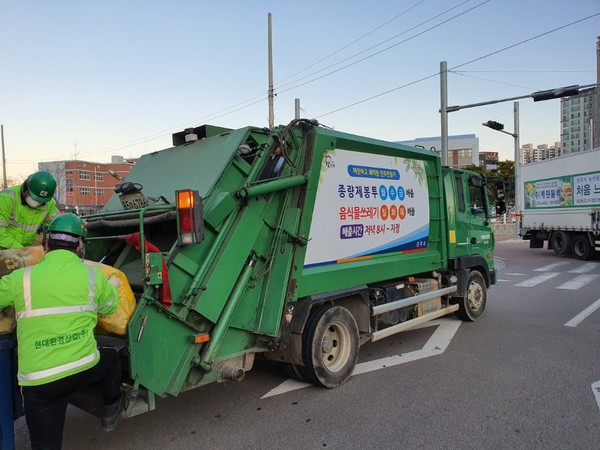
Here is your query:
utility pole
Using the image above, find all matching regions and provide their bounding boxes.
[295,98,300,120]
[1,125,7,188]
[513,101,520,238]
[267,13,275,129]
[94,166,98,213]
[440,61,448,167]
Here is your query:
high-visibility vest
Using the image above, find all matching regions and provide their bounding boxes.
[0,185,60,249]
[0,249,118,386]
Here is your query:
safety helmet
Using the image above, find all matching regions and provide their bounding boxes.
[48,213,86,239]
[26,171,56,203]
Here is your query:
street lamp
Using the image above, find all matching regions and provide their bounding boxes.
[482,101,520,238]
[108,169,123,181]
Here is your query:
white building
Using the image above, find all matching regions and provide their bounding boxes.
[397,134,479,168]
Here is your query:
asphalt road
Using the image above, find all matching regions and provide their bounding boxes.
[12,239,600,449]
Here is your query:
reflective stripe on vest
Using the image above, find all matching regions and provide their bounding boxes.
[16,266,115,319]
[17,349,99,382]
[0,188,51,231]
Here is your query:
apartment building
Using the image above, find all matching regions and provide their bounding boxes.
[559,36,600,153]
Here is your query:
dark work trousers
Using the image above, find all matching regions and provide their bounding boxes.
[21,346,121,450]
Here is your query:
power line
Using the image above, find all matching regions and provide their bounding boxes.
[19,8,600,164]
[276,0,483,93]
[75,95,269,159]
[77,96,268,159]
[316,11,600,119]
[455,70,595,73]
[276,0,429,85]
[56,1,483,162]
[450,71,539,91]
[316,73,439,119]
[450,12,600,71]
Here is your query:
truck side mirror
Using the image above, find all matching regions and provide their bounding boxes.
[470,175,484,188]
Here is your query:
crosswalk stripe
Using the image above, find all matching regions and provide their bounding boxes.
[533,262,571,272]
[568,263,599,274]
[556,274,600,290]
[515,272,560,287]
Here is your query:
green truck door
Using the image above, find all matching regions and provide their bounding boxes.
[466,176,493,260]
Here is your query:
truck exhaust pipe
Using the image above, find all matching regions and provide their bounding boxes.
[221,367,245,382]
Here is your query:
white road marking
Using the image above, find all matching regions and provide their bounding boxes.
[556,274,600,290]
[564,298,600,327]
[592,381,600,414]
[533,262,571,272]
[504,273,526,276]
[515,272,560,287]
[568,263,599,274]
[261,319,461,399]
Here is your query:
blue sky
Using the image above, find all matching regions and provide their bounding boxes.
[1,0,598,180]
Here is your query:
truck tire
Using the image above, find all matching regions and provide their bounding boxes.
[301,305,359,388]
[572,234,592,260]
[455,271,486,322]
[281,362,306,382]
[550,231,572,256]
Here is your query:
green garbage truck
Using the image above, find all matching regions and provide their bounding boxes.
[80,119,498,416]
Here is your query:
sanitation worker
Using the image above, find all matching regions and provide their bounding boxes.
[0,213,125,449]
[0,170,60,249]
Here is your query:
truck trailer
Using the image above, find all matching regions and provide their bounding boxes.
[520,147,600,260]
[32,120,497,418]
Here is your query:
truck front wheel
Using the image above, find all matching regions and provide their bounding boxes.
[301,305,359,388]
[572,235,593,260]
[550,231,572,256]
[455,271,486,322]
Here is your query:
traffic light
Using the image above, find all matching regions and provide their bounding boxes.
[532,85,580,102]
[495,181,505,200]
[483,120,504,131]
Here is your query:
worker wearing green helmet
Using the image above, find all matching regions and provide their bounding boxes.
[0,213,124,448]
[0,170,60,249]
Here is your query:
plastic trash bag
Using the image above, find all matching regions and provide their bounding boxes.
[84,260,136,336]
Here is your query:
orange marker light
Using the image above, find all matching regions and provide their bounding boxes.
[194,333,210,344]
[177,190,194,209]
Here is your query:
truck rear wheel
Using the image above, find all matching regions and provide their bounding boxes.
[455,271,486,322]
[281,362,307,382]
[301,305,359,388]
[572,235,592,260]
[550,231,572,256]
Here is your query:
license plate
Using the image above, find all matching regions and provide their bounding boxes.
[119,192,148,210]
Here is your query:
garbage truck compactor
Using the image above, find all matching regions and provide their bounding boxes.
[78,119,496,416]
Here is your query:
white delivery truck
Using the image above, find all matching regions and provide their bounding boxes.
[520,147,600,260]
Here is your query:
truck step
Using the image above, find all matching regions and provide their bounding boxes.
[370,304,459,342]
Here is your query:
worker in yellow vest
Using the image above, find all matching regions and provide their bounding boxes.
[0,170,60,249]
[0,213,124,449]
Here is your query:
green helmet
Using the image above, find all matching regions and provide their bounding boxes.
[26,171,56,203]
[48,213,86,238]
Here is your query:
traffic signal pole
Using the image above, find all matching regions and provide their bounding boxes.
[439,65,596,237]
